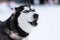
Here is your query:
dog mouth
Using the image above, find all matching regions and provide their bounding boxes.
[28,20,38,26]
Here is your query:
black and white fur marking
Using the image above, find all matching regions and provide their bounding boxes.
[0,5,39,40]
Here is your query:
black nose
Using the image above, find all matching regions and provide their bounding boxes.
[33,14,39,20]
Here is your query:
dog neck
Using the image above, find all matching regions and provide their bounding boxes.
[4,14,29,39]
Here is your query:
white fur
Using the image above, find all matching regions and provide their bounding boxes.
[22,37,28,40]
[10,31,28,40]
[10,31,22,39]
[18,6,37,33]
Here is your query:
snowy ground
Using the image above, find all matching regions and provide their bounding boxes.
[0,2,60,40]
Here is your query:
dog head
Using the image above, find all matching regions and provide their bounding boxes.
[14,5,39,33]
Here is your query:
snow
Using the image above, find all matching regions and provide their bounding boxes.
[0,2,60,40]
[29,5,60,40]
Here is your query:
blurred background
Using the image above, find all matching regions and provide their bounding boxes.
[0,0,60,40]
[0,0,60,5]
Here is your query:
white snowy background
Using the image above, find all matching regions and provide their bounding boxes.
[0,2,60,40]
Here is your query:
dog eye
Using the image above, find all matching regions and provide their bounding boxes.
[23,10,29,13]
[31,9,35,12]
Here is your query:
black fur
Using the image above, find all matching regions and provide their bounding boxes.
[0,5,30,40]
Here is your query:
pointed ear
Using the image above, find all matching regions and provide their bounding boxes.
[15,7,18,10]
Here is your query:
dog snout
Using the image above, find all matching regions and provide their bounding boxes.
[33,14,39,20]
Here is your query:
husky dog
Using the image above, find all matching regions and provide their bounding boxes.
[0,5,39,40]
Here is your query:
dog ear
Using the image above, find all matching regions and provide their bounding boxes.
[15,7,18,11]
[14,6,24,17]
[15,6,24,11]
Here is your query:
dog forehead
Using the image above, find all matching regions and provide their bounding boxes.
[24,6,30,10]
